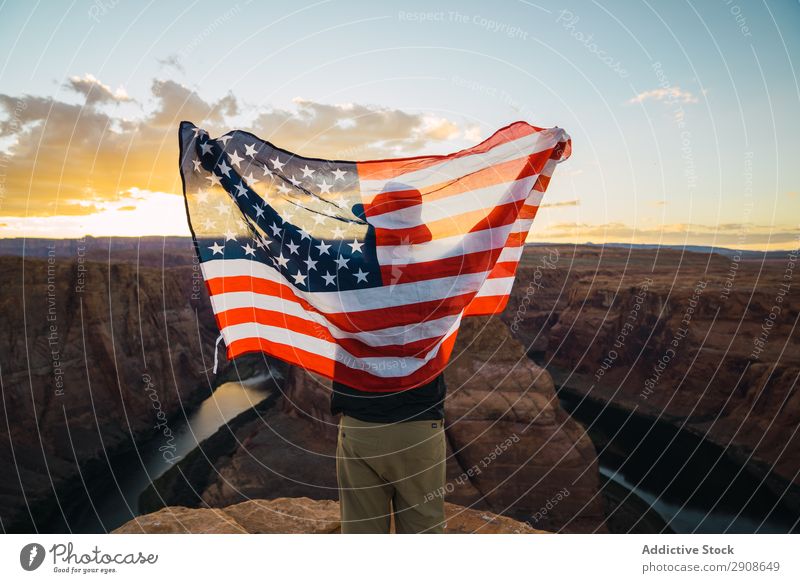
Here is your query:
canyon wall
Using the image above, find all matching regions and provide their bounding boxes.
[0,252,219,530]
[505,245,800,506]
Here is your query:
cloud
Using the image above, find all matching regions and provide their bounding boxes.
[0,77,472,218]
[540,199,580,208]
[250,97,474,159]
[65,73,131,105]
[627,86,698,105]
[156,54,185,73]
[0,78,237,216]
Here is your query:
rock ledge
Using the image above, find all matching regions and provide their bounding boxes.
[114,497,549,534]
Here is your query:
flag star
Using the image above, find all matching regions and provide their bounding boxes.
[242,243,256,257]
[317,179,332,194]
[253,204,266,220]
[201,218,217,230]
[215,201,230,215]
[234,182,248,197]
[332,168,347,181]
[224,230,237,241]
[200,142,213,156]
[275,253,289,268]
[316,240,331,255]
[334,255,349,270]
[269,223,282,237]
[254,235,267,249]
[288,175,302,187]
[313,214,327,226]
[276,183,291,196]
[217,159,232,177]
[219,135,232,146]
[228,150,244,168]
[298,228,311,241]
[300,165,315,178]
[322,271,336,286]
[348,239,364,254]
[353,268,369,283]
[192,127,203,137]
[208,241,225,255]
[205,173,222,187]
[244,143,258,158]
[291,271,307,285]
[192,159,202,172]
[286,240,300,255]
[195,190,209,203]
[270,156,285,171]
[304,257,318,271]
[332,225,345,239]
[243,172,259,187]
[261,164,274,178]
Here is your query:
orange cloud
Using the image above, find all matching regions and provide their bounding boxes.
[0,77,474,221]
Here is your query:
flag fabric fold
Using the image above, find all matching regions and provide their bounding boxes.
[178,120,571,391]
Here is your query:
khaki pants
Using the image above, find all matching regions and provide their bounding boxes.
[336,415,446,533]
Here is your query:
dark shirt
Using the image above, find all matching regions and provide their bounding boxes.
[330,374,446,423]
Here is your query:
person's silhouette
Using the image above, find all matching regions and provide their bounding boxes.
[332,183,446,534]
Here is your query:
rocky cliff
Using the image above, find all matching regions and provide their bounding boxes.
[142,315,606,533]
[0,252,220,531]
[505,245,800,507]
[114,497,548,534]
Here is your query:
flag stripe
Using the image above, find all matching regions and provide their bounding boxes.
[218,309,447,359]
[358,129,562,200]
[226,325,461,391]
[357,122,544,183]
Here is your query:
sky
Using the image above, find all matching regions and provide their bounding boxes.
[0,0,798,250]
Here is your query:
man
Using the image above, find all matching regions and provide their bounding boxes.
[331,373,447,534]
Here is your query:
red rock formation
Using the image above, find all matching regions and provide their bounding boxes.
[504,244,800,506]
[113,497,548,534]
[194,316,605,533]
[0,255,218,530]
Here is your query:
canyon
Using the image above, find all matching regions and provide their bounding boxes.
[1,238,797,533]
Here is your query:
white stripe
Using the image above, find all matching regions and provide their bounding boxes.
[376,221,516,265]
[510,218,534,235]
[202,259,494,312]
[359,128,565,199]
[498,246,524,263]
[211,291,460,345]
[220,316,461,378]
[474,276,515,297]
[367,174,538,231]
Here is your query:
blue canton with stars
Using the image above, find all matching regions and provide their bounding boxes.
[179,122,383,292]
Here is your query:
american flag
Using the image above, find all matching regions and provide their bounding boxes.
[179,121,571,391]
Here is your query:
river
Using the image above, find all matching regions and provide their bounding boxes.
[557,385,798,533]
[47,376,797,533]
[59,379,274,533]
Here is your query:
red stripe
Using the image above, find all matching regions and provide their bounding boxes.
[379,247,503,285]
[519,204,539,220]
[357,121,542,182]
[462,294,510,316]
[217,307,445,359]
[207,275,477,331]
[227,328,460,392]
